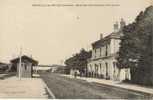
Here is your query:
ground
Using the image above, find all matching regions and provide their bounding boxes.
[40,72,153,99]
[0,73,49,98]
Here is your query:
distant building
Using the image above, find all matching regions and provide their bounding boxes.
[0,62,10,72]
[34,64,65,73]
[33,65,52,73]
[87,19,131,81]
[10,55,38,78]
[51,64,66,73]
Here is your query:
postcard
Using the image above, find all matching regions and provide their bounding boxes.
[0,0,152,99]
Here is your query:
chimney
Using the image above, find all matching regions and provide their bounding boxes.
[114,21,119,32]
[100,33,103,40]
[120,18,126,30]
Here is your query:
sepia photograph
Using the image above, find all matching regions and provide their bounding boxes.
[0,0,153,99]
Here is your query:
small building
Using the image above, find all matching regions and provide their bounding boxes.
[10,55,38,78]
[0,62,9,73]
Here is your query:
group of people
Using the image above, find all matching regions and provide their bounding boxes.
[70,69,80,78]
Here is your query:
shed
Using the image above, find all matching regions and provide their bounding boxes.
[10,55,38,78]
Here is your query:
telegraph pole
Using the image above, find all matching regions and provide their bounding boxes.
[151,22,153,82]
[19,47,22,80]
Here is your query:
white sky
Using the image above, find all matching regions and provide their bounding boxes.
[0,0,151,65]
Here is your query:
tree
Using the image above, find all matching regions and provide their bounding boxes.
[64,55,77,74]
[64,48,91,75]
[117,6,153,85]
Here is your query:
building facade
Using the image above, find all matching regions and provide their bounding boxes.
[87,19,131,81]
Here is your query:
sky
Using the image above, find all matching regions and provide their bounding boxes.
[0,0,151,65]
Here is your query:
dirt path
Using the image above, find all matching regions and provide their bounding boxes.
[40,72,151,99]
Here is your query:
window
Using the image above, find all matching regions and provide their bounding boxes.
[21,63,25,68]
[113,62,116,73]
[90,64,92,71]
[95,49,97,58]
[95,64,98,73]
[113,62,116,68]
[25,65,27,70]
[105,62,108,77]
[100,48,102,57]
[105,45,108,56]
[99,63,102,74]
[94,65,96,72]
